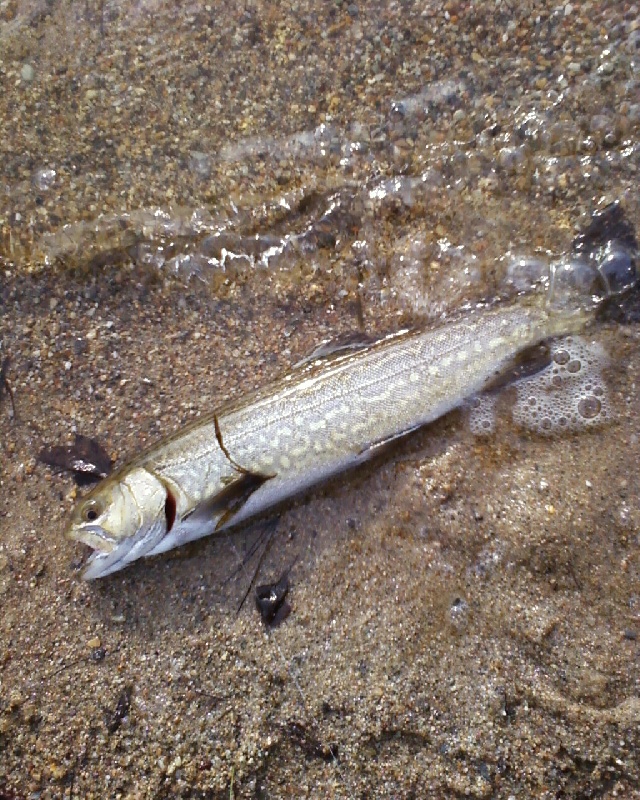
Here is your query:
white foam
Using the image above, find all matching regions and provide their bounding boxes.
[468,393,498,436]
[512,336,610,435]
[466,336,611,438]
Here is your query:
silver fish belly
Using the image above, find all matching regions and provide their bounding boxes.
[66,299,591,579]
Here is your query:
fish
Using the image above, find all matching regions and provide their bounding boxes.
[64,213,638,580]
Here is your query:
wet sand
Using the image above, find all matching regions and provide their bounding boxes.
[1,1,639,797]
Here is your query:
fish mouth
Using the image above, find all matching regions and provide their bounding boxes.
[69,520,168,580]
[65,524,132,580]
[77,540,135,580]
[65,522,119,551]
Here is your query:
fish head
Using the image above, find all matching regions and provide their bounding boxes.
[65,467,170,580]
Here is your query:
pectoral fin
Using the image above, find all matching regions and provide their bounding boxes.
[183,470,272,532]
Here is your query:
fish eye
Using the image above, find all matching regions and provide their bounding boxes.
[81,499,104,523]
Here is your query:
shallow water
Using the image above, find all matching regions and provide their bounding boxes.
[1,1,639,797]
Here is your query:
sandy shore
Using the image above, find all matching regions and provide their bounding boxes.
[1,1,639,797]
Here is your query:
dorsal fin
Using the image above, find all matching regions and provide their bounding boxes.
[293,332,379,369]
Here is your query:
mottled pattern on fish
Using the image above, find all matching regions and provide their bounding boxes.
[65,298,593,579]
[149,302,586,518]
[63,203,639,578]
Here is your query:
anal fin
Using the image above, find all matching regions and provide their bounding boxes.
[357,423,423,460]
[482,342,552,393]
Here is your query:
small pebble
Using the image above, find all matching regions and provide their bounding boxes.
[166,755,182,776]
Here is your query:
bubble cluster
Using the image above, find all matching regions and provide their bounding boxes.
[512,337,610,435]
[468,393,498,437]
[503,253,549,293]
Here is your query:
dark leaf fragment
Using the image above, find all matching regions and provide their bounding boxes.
[105,685,132,734]
[576,203,640,322]
[39,434,112,484]
[255,571,291,627]
[572,201,638,257]
[0,356,16,419]
[573,204,637,295]
[286,721,339,762]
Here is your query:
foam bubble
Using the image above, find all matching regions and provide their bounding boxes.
[468,393,498,436]
[512,337,610,435]
[503,254,550,293]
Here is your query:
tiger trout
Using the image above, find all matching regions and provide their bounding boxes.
[65,209,637,579]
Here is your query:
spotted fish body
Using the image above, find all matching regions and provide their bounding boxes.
[63,203,639,579]
[65,298,594,579]
[214,301,588,517]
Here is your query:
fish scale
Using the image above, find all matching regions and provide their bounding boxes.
[66,298,592,579]
[63,203,639,578]
[219,305,585,479]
